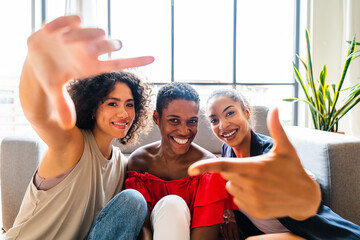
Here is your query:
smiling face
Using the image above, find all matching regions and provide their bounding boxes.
[93,82,135,142]
[154,99,199,156]
[207,96,251,149]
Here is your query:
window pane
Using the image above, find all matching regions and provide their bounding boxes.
[46,0,66,22]
[0,1,32,140]
[111,0,171,83]
[47,0,108,30]
[236,0,294,84]
[235,85,293,125]
[174,0,233,83]
[0,1,31,79]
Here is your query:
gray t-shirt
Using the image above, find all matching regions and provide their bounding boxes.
[5,130,127,240]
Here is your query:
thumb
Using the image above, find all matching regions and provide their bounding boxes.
[267,108,294,154]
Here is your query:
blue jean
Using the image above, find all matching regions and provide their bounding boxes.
[84,189,147,240]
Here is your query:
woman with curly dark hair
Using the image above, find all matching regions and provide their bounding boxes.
[5,16,154,240]
[67,71,152,145]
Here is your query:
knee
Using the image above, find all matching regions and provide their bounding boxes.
[151,195,191,235]
[116,189,147,218]
[155,195,189,215]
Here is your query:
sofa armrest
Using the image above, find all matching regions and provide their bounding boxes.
[1,134,46,231]
[285,126,360,225]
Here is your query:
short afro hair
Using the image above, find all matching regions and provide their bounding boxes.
[156,82,200,117]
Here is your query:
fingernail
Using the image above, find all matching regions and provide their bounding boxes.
[112,40,122,50]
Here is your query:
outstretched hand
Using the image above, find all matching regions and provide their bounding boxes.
[188,109,321,220]
[25,15,154,129]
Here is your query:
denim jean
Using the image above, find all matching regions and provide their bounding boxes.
[84,189,147,240]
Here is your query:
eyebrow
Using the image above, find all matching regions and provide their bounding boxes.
[208,105,234,118]
[167,115,198,119]
[223,105,234,113]
[166,115,179,118]
[104,97,134,102]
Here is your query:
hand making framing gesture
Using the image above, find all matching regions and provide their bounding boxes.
[188,109,321,221]
[21,15,154,130]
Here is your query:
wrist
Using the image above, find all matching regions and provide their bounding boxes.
[290,179,321,221]
[223,209,236,224]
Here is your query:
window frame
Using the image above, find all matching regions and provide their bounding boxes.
[37,0,301,124]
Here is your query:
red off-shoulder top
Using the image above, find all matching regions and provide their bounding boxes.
[125,171,229,228]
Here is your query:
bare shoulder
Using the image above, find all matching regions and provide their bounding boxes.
[189,143,215,160]
[128,141,161,172]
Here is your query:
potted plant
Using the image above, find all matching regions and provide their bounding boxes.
[283,29,360,132]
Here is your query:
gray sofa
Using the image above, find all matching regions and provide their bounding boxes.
[1,106,360,232]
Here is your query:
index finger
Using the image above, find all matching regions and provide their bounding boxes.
[99,56,155,72]
[188,157,263,176]
[44,15,81,32]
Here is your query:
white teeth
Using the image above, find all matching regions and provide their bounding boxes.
[113,122,127,126]
[223,130,236,137]
[173,137,189,144]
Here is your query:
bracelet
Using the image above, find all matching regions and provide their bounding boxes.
[223,210,237,224]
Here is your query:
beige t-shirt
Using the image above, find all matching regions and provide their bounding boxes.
[5,130,127,240]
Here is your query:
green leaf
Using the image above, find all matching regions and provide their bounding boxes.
[346,50,360,61]
[297,56,308,72]
[347,40,360,46]
[319,65,327,88]
[330,34,356,115]
[301,99,327,124]
[344,82,360,102]
[293,63,312,103]
[329,96,360,131]
[305,30,320,113]
[283,98,299,102]
[325,86,332,114]
[318,65,327,114]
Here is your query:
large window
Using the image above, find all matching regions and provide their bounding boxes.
[0,0,300,140]
[110,0,299,124]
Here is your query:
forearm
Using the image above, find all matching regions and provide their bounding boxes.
[19,58,77,148]
[191,224,219,240]
[20,52,77,135]
[19,59,53,128]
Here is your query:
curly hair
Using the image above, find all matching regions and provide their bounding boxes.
[156,82,200,117]
[67,71,152,145]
